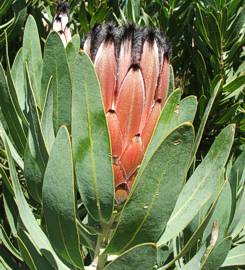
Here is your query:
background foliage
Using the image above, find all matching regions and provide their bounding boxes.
[0,0,244,270]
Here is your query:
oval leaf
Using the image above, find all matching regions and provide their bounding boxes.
[104,244,157,270]
[222,243,245,267]
[0,63,26,155]
[23,15,42,106]
[72,52,114,223]
[41,31,72,130]
[4,140,70,270]
[107,123,194,254]
[158,124,235,245]
[43,126,84,268]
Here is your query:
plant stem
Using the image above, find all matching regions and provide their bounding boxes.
[93,215,116,270]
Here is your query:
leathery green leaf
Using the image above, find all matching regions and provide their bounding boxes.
[25,65,48,202]
[23,15,42,107]
[72,52,114,223]
[2,172,18,237]
[181,245,206,270]
[11,48,26,113]
[25,64,48,171]
[140,92,197,182]
[202,180,232,242]
[158,124,235,245]
[0,63,26,155]
[3,140,70,270]
[24,140,42,203]
[5,33,28,128]
[41,77,55,153]
[141,89,181,172]
[190,78,222,164]
[17,229,53,270]
[176,96,197,124]
[222,243,245,266]
[41,31,72,130]
[0,225,22,261]
[201,237,232,270]
[159,179,228,270]
[43,126,84,268]
[0,121,23,169]
[104,243,157,270]
[107,123,194,254]
[167,65,174,96]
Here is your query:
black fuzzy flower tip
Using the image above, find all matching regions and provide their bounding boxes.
[82,23,172,64]
[56,1,69,15]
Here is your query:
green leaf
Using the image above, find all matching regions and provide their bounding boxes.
[0,166,14,196]
[66,42,77,79]
[141,90,181,172]
[43,126,84,268]
[203,181,232,242]
[77,221,96,250]
[5,32,28,128]
[158,177,228,270]
[222,243,245,266]
[0,246,21,270]
[24,142,42,203]
[25,64,48,172]
[201,237,232,270]
[17,229,53,270]
[223,75,245,93]
[181,246,206,270]
[190,78,222,165]
[23,15,42,107]
[158,125,235,245]
[2,172,18,236]
[3,139,71,270]
[25,65,48,202]
[70,34,81,51]
[195,7,211,46]
[72,52,114,223]
[0,121,23,169]
[229,189,245,238]
[11,48,26,113]
[41,32,72,130]
[0,225,22,261]
[0,0,12,16]
[206,13,222,57]
[41,77,55,153]
[0,63,26,155]
[107,123,194,254]
[229,151,245,225]
[225,5,245,47]
[175,95,197,124]
[104,243,157,270]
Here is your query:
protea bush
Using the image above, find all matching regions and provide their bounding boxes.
[0,2,245,270]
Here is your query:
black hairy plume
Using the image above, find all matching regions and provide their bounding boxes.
[82,23,171,64]
[56,1,70,15]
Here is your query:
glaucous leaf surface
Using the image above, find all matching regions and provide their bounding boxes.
[222,243,245,267]
[107,123,194,253]
[43,126,84,268]
[41,32,72,131]
[23,15,42,107]
[4,140,70,270]
[0,63,26,155]
[159,124,235,245]
[72,52,114,223]
[104,243,157,270]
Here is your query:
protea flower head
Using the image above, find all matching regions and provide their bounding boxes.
[52,2,71,46]
[83,24,171,203]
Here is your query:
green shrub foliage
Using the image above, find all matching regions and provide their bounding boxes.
[0,1,244,269]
